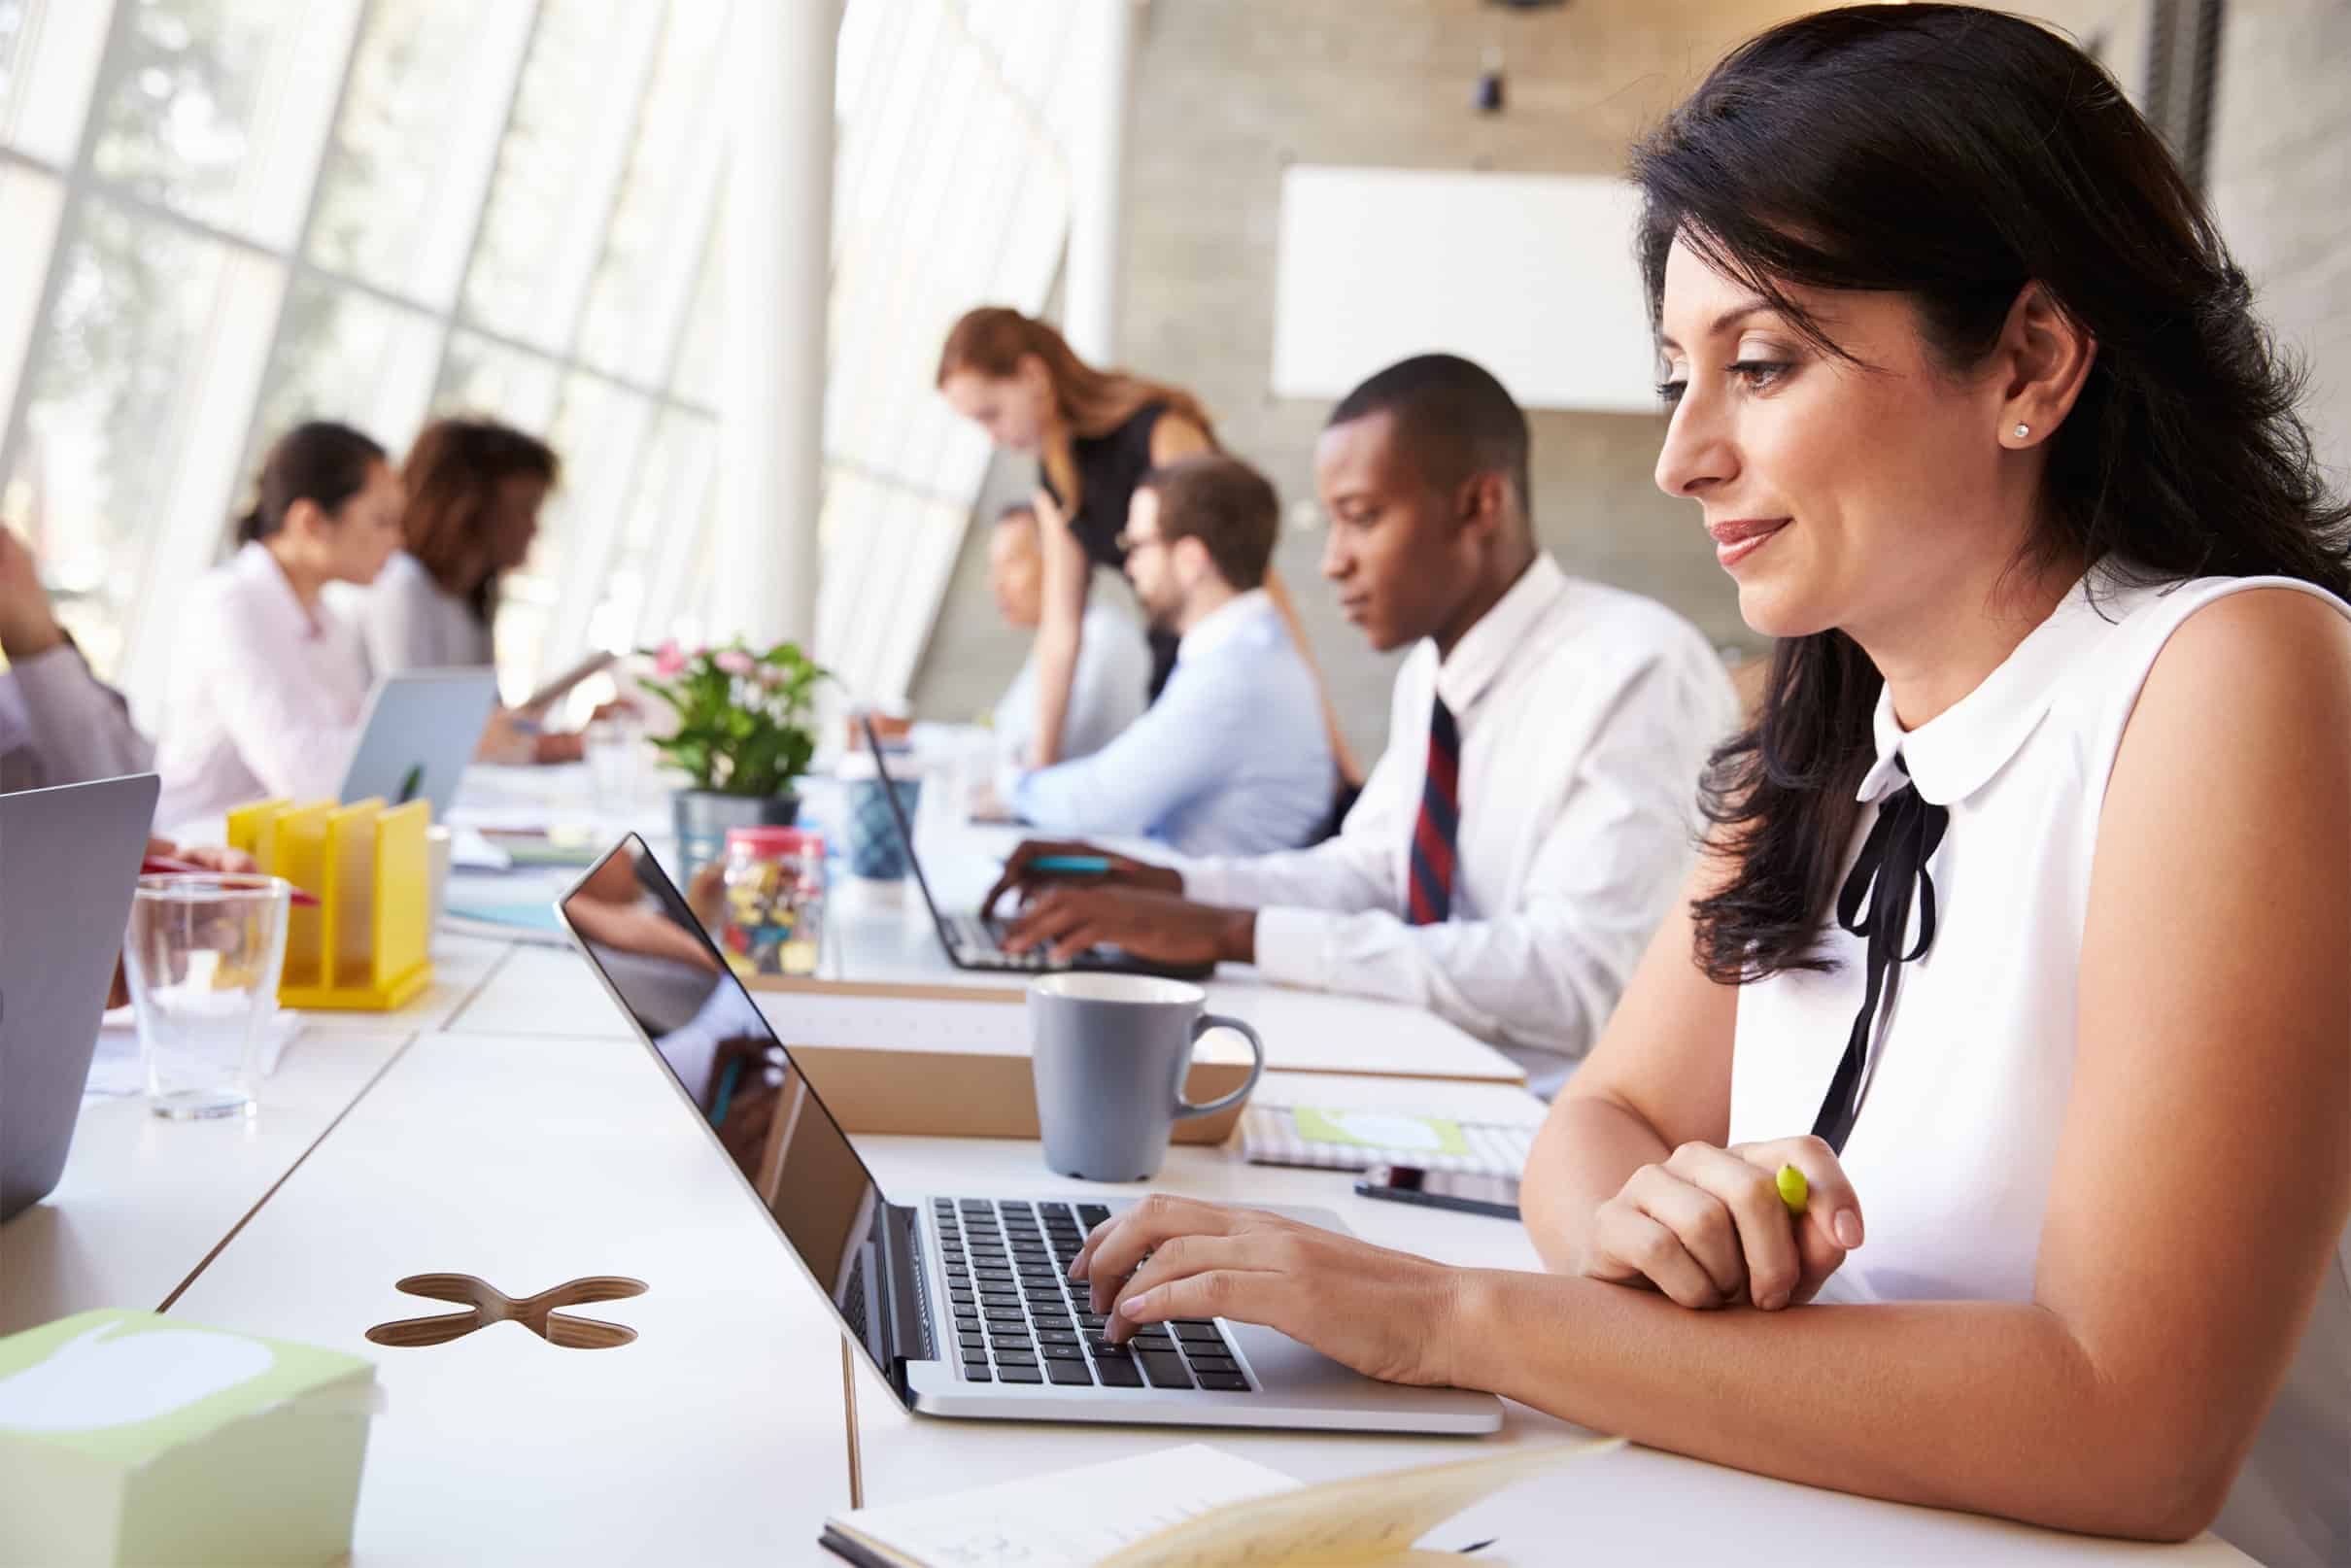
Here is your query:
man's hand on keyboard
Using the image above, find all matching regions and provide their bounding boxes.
[980,839,1183,920]
[1001,884,1253,969]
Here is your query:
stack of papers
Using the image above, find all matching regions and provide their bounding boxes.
[1241,1105,1535,1178]
[820,1438,1618,1567]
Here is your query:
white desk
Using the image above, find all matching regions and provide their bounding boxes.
[445,890,1526,1087]
[165,1029,853,1566]
[0,1026,408,1335]
[0,751,2263,1562]
[2,929,521,1337]
[838,1125,2249,1566]
[821,875,1525,1084]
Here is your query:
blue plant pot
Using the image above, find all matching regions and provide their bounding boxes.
[672,789,801,884]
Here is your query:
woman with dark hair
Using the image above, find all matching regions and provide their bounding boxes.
[362,416,557,676]
[1057,9,2348,1559]
[155,421,403,826]
[937,307,1360,786]
[361,416,589,765]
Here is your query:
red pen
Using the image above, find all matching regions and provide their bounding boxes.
[142,856,321,908]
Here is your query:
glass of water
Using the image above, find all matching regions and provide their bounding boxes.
[583,710,643,817]
[122,874,291,1119]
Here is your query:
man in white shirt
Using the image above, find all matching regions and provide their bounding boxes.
[987,355,1739,1094]
[988,502,1148,778]
[1006,455,1333,856]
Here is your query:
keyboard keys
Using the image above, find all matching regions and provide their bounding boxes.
[943,1201,1258,1397]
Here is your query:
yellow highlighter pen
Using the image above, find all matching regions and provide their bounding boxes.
[1776,1163,1809,1216]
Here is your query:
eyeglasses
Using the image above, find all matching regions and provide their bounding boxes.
[1113,528,1167,556]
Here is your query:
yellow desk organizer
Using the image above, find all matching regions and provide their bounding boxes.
[226,797,433,1010]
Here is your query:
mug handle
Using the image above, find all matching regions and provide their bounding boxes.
[1173,1013,1265,1120]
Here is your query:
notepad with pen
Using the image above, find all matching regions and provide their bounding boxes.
[818,1438,1619,1567]
[1241,1105,1536,1178]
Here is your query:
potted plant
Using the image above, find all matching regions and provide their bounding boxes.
[639,637,827,875]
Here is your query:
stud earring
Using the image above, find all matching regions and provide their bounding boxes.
[2012,423,2030,440]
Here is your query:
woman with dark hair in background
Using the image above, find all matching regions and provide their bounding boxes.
[1059,10,2349,1560]
[937,307,1361,788]
[361,416,586,765]
[363,416,556,676]
[154,421,403,826]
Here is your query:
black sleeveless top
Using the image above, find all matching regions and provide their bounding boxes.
[1041,403,1178,696]
[1042,403,1165,572]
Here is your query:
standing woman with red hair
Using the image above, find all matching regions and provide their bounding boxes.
[937,307,1360,788]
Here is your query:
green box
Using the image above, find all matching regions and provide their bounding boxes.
[0,1310,376,1567]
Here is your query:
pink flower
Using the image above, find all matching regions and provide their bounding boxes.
[651,639,687,677]
[714,648,756,676]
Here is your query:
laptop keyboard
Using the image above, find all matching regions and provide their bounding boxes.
[946,914,1052,971]
[933,1198,1251,1391]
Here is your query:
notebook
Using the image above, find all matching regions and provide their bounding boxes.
[818,1437,1619,1567]
[1241,1105,1536,1179]
[440,903,572,946]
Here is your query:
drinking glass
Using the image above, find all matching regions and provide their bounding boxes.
[122,874,291,1119]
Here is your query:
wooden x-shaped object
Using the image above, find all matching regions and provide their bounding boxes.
[365,1274,647,1349]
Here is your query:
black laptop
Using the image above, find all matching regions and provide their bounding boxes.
[859,719,1210,981]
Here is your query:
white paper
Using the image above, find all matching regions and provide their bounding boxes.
[829,1439,1623,1567]
[828,1444,1297,1567]
[84,1010,306,1101]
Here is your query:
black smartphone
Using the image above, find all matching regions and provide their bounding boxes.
[1354,1164,1521,1220]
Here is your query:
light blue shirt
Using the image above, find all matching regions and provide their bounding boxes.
[1011,589,1333,857]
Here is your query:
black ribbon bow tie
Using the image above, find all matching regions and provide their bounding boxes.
[1811,762,1949,1155]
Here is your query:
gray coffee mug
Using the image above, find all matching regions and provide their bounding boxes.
[1028,973,1266,1181]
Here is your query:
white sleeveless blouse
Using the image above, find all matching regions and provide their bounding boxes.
[1728,569,2350,1567]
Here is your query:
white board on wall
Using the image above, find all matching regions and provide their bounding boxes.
[1271,165,1659,414]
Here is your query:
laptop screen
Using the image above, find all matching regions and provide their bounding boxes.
[559,836,901,1379]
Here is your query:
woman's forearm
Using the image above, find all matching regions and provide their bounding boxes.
[1029,522,1091,767]
[1448,1272,2227,1543]
[1520,1095,1674,1273]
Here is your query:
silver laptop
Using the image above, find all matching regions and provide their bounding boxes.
[339,668,500,820]
[1,774,162,1222]
[558,835,1500,1434]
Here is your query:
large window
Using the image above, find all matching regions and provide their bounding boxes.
[0,0,1076,720]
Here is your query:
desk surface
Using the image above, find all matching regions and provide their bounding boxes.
[835,1132,2248,1567]
[164,1029,853,1567]
[448,889,1527,1085]
[0,1026,408,1336]
[0,759,2259,1564]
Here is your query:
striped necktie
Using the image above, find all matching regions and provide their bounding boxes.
[1407,696,1461,926]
